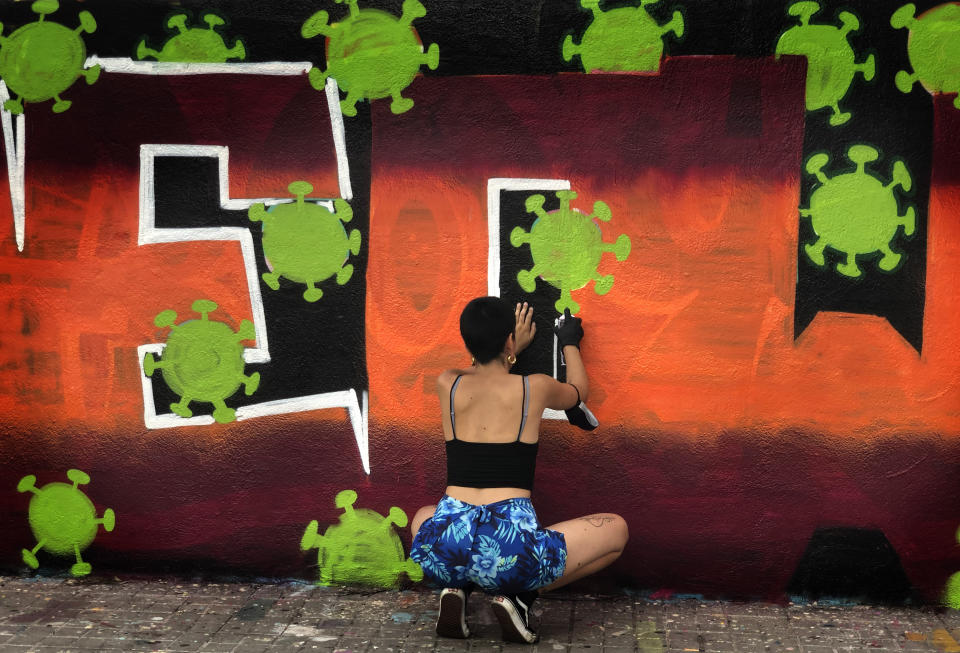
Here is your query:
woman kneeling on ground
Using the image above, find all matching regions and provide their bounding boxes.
[409,296,629,644]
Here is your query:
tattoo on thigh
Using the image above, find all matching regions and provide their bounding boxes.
[580,516,615,527]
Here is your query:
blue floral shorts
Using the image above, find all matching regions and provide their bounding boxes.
[410,495,567,594]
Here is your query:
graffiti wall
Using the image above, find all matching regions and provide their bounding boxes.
[1,0,958,602]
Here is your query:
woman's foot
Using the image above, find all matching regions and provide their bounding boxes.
[490,592,539,644]
[436,587,470,638]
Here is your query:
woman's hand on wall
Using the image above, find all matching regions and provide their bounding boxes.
[514,302,536,354]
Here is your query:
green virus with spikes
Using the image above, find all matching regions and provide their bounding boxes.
[801,145,916,278]
[775,0,875,126]
[891,3,960,109]
[301,0,439,117]
[18,469,115,577]
[511,190,631,315]
[248,182,360,303]
[143,299,260,424]
[0,0,100,114]
[563,0,684,73]
[137,13,246,63]
[300,490,423,588]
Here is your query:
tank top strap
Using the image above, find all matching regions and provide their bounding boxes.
[449,374,464,439]
[517,375,530,441]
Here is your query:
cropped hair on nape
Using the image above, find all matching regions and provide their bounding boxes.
[459,296,515,364]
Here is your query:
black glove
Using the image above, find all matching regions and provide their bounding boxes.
[565,401,599,431]
[553,308,584,349]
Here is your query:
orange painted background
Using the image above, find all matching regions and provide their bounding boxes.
[367,67,960,438]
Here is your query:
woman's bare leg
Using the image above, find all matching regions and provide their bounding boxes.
[410,503,469,638]
[411,504,437,540]
[541,513,628,591]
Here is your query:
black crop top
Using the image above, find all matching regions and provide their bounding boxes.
[445,374,539,490]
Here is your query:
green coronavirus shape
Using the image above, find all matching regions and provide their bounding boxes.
[0,0,101,115]
[143,299,260,424]
[891,3,960,109]
[775,0,875,126]
[946,572,960,609]
[945,525,960,608]
[137,13,246,63]
[300,489,423,588]
[801,145,916,278]
[248,181,360,303]
[511,190,631,315]
[18,469,115,577]
[563,0,684,73]
[301,0,439,117]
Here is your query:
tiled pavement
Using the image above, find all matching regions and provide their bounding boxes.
[1,576,959,652]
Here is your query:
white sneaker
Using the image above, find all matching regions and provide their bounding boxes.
[491,594,538,644]
[436,587,470,639]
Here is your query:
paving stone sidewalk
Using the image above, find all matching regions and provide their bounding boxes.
[1,576,959,653]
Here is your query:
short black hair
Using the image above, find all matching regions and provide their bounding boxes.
[460,296,514,364]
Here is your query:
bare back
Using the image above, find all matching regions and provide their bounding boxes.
[443,373,540,443]
[438,370,571,504]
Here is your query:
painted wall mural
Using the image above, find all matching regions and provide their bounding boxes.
[800,145,915,278]
[775,1,875,126]
[301,489,423,587]
[144,299,261,424]
[301,0,439,116]
[136,13,246,63]
[17,469,115,577]
[511,190,631,315]
[249,184,358,303]
[0,0,958,602]
[891,3,960,106]
[562,0,684,73]
[0,0,100,115]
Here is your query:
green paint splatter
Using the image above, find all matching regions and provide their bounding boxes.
[143,299,260,424]
[775,1,875,126]
[511,190,631,315]
[800,145,915,278]
[248,182,360,303]
[0,0,101,114]
[563,0,684,73]
[301,0,439,117]
[891,3,960,109]
[18,469,115,577]
[137,13,245,63]
[301,490,423,588]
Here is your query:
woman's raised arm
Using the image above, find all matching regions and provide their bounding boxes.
[542,310,588,410]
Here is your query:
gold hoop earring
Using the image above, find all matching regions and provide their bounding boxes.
[506,354,517,365]
[471,357,476,366]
